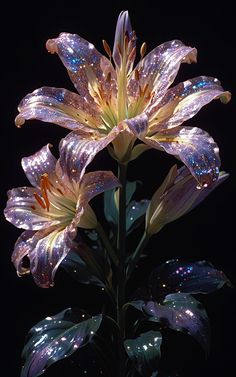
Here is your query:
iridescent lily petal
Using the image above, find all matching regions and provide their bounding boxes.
[128,40,197,101]
[144,294,210,354]
[147,76,231,128]
[149,260,232,300]
[6,145,119,287]
[146,126,220,187]
[4,187,60,230]
[15,87,101,130]
[79,171,121,203]
[11,230,35,275]
[57,125,122,183]
[125,113,149,139]
[146,165,228,235]
[46,33,116,101]
[29,224,77,287]
[22,144,57,188]
[113,10,136,69]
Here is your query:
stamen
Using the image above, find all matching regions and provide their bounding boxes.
[31,205,36,210]
[140,42,147,59]
[40,174,50,211]
[128,46,136,61]
[34,192,46,209]
[102,40,112,59]
[135,69,140,81]
[106,72,112,83]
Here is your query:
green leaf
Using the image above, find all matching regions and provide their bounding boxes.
[61,249,104,287]
[124,331,162,376]
[126,200,149,232]
[104,188,118,224]
[21,309,102,377]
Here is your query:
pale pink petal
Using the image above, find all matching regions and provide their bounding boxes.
[145,126,220,187]
[22,144,57,188]
[128,40,197,102]
[29,224,77,287]
[4,187,59,230]
[80,171,120,203]
[46,33,116,102]
[124,113,149,138]
[12,225,77,288]
[15,87,101,130]
[11,230,35,276]
[113,10,136,69]
[57,126,122,184]
[147,76,231,128]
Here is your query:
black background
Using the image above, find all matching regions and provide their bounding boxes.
[1,1,235,376]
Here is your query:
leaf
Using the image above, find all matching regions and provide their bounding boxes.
[126,200,149,232]
[104,181,144,226]
[124,330,162,377]
[143,293,210,355]
[149,259,231,300]
[104,188,118,224]
[21,309,102,377]
[61,249,104,287]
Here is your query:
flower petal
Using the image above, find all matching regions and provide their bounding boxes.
[30,224,77,287]
[113,11,135,68]
[124,113,149,138]
[22,144,57,188]
[57,126,122,183]
[146,126,220,187]
[128,40,197,102]
[147,76,231,128]
[79,171,120,203]
[15,87,101,130]
[46,33,116,102]
[4,187,59,230]
[11,230,35,275]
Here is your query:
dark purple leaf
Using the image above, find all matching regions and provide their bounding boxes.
[149,260,231,299]
[124,330,162,377]
[21,308,102,377]
[143,293,210,355]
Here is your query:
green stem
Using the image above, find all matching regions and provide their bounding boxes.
[96,222,119,267]
[117,162,127,376]
[126,231,150,278]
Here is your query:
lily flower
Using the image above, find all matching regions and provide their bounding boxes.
[4,144,119,287]
[146,165,228,235]
[15,11,230,186]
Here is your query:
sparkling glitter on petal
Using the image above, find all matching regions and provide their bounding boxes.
[125,113,149,138]
[4,187,59,230]
[80,171,120,203]
[128,40,197,102]
[57,126,122,183]
[15,87,101,130]
[147,76,231,127]
[28,224,77,288]
[22,144,57,188]
[46,33,116,102]
[11,230,36,276]
[146,126,220,187]
[113,11,135,67]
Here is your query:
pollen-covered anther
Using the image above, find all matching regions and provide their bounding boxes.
[140,42,147,59]
[102,39,112,58]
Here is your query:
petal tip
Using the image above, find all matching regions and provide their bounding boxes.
[219,91,231,104]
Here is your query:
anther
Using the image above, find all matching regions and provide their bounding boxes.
[34,192,46,209]
[140,42,147,59]
[102,40,112,58]
[135,69,140,81]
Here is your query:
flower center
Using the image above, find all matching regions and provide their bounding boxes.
[33,174,76,222]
